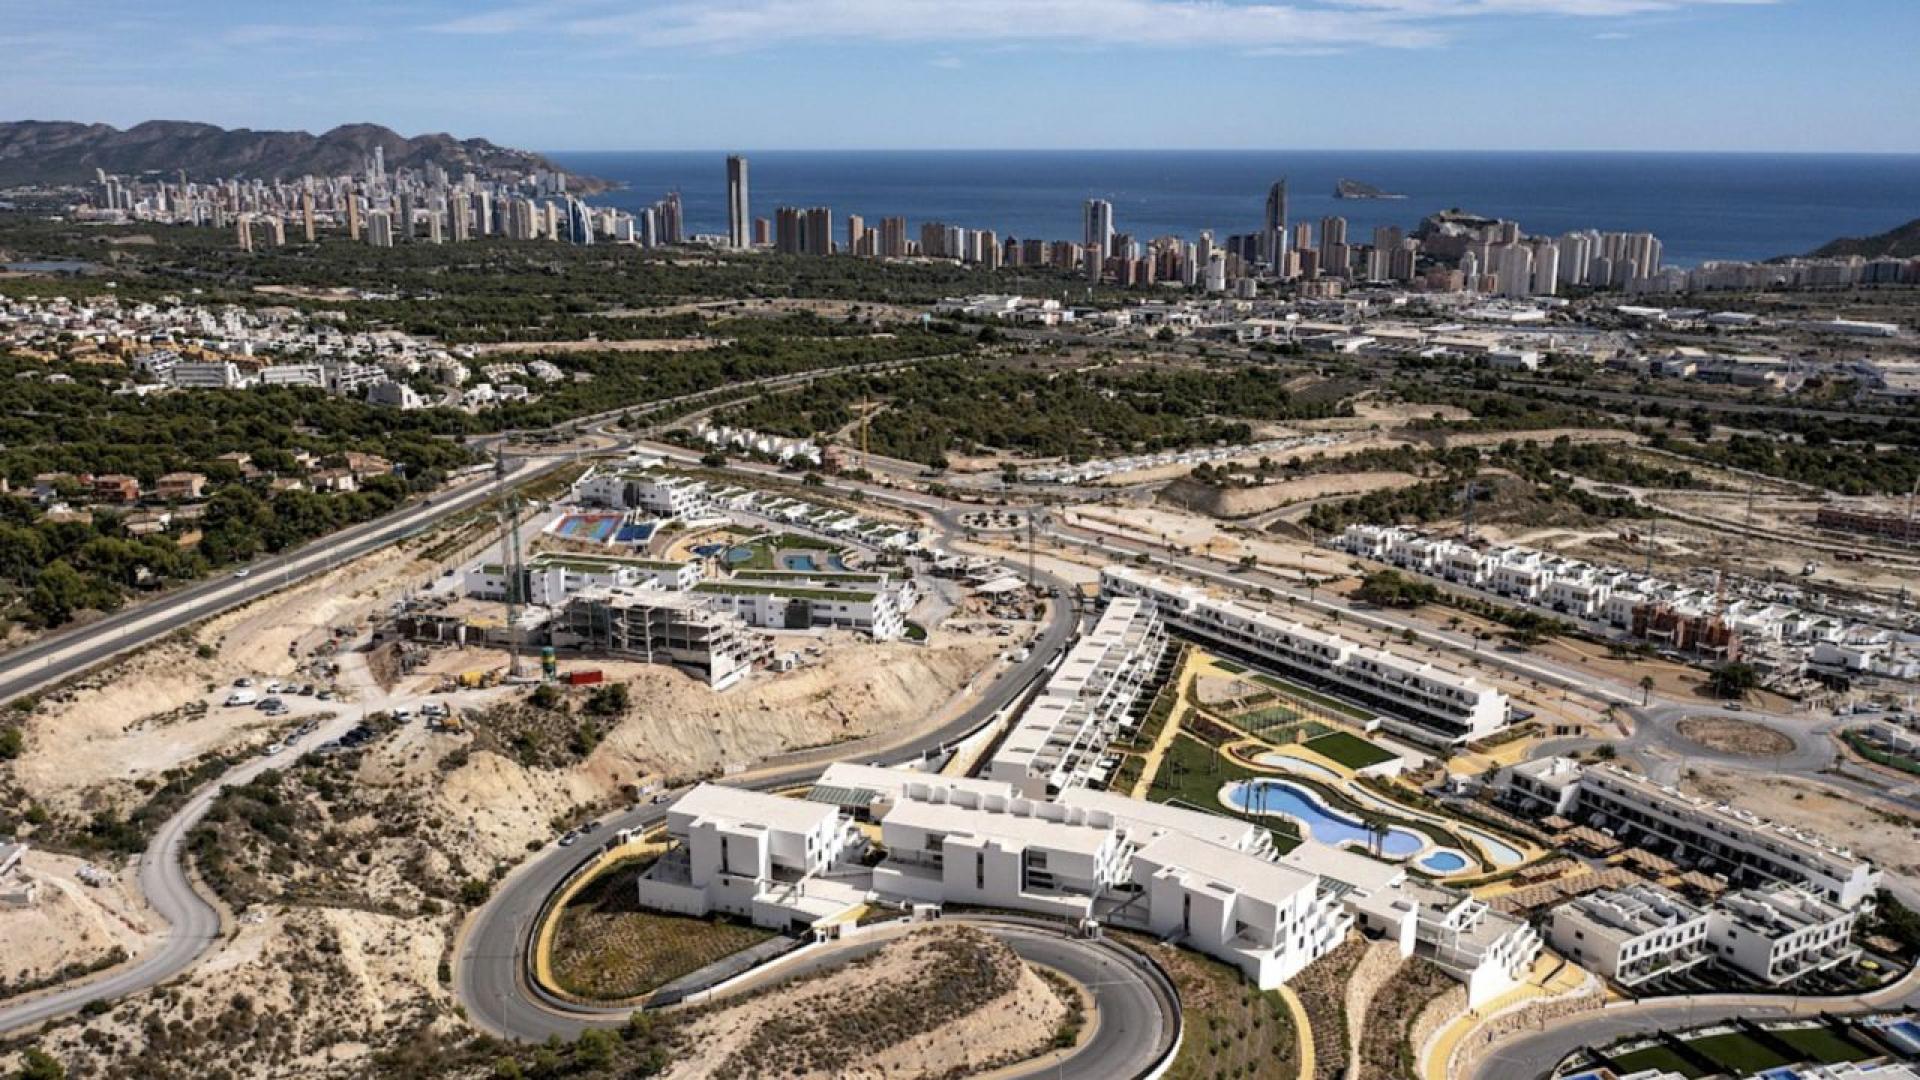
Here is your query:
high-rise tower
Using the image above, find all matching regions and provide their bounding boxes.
[726,155,750,249]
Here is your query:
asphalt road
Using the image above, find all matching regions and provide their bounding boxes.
[1470,966,1920,1080]
[0,455,558,709]
[453,558,1080,1043]
[0,710,364,1034]
[664,918,1177,1080]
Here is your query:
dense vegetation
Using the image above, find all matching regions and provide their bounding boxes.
[1302,473,1646,534]
[716,358,1356,467]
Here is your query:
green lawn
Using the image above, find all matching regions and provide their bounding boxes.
[1608,1046,1704,1078]
[1302,730,1397,770]
[1690,1032,1791,1075]
[1147,734,1301,853]
[1773,1026,1874,1065]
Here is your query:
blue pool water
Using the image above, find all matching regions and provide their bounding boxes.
[615,522,655,544]
[1881,1019,1920,1053]
[692,543,727,558]
[1462,827,1525,868]
[1227,780,1424,858]
[1420,851,1469,874]
[724,546,755,564]
[783,553,818,572]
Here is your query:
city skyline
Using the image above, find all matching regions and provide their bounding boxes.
[4,0,1918,154]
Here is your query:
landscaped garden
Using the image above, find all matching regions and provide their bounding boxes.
[546,856,776,1002]
[1115,932,1301,1080]
[1301,730,1397,771]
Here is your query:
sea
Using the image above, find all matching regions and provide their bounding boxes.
[548,150,1920,268]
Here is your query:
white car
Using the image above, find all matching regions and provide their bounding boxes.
[233,569,250,578]
[265,742,285,755]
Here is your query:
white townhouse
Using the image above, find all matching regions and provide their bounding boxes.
[637,783,862,932]
[1707,884,1860,985]
[1129,833,1353,989]
[466,553,700,607]
[988,598,1169,796]
[1549,884,1712,988]
[1101,566,1509,746]
[1501,759,1882,909]
[872,789,1132,921]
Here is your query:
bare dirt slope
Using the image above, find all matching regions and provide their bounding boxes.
[665,925,1072,1080]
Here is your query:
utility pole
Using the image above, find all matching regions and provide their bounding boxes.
[1644,517,1658,579]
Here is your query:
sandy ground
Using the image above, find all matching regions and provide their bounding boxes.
[1163,470,1426,520]
[664,925,1069,1080]
[0,851,158,995]
[1681,766,1920,880]
[25,905,454,1079]
[8,541,434,815]
[1674,716,1795,757]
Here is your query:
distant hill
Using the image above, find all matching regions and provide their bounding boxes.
[0,119,606,190]
[1805,216,1920,260]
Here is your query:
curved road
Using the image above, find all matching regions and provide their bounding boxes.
[454,562,1079,1041]
[0,710,364,1033]
[0,357,960,1032]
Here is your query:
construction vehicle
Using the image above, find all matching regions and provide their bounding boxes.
[457,668,502,689]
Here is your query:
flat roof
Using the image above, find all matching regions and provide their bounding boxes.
[673,783,839,835]
[1135,832,1318,902]
[1057,788,1260,851]
[882,796,1114,858]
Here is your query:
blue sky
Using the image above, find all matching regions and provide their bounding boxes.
[5,0,1917,152]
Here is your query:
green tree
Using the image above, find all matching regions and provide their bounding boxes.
[17,1048,65,1080]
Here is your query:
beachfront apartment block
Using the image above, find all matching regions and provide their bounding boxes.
[1707,884,1860,985]
[1100,565,1509,745]
[1501,759,1882,908]
[987,596,1169,796]
[553,586,771,690]
[637,783,864,932]
[1549,884,1712,987]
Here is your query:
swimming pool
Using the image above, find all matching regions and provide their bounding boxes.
[692,543,727,558]
[1420,850,1469,873]
[724,545,755,564]
[783,553,819,572]
[1226,779,1425,858]
[1461,827,1525,868]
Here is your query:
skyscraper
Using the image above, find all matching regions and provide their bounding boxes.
[804,207,834,256]
[846,214,865,256]
[880,217,908,258]
[726,155,750,250]
[1083,199,1114,262]
[1263,180,1288,271]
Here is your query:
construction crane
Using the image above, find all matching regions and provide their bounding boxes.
[495,446,527,679]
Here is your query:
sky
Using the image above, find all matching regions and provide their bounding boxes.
[4,0,1918,153]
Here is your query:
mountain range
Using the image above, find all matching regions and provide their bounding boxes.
[0,120,605,190]
[1805,216,1920,261]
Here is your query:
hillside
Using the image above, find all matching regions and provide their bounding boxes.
[0,119,606,189]
[1806,216,1920,260]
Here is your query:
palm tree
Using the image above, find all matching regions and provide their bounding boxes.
[1639,674,1656,706]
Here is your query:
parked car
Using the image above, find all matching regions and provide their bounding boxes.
[224,691,257,707]
[558,831,579,847]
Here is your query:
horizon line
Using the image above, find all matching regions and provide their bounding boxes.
[541,146,1920,157]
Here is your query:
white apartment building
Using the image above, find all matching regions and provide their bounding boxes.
[574,466,713,518]
[1102,565,1509,746]
[806,761,1018,823]
[872,788,1132,922]
[1502,759,1882,908]
[1707,884,1860,985]
[694,578,907,640]
[1549,884,1711,987]
[554,586,770,690]
[169,360,246,389]
[1129,832,1352,989]
[988,597,1169,796]
[637,783,862,932]
[466,553,701,607]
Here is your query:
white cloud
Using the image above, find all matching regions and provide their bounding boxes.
[430,0,1775,52]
